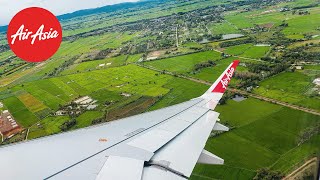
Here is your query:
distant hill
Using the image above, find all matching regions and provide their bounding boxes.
[57,0,157,20]
[0,25,7,33]
[0,0,157,33]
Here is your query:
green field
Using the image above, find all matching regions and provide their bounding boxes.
[254,71,320,110]
[223,44,270,59]
[283,9,320,39]
[241,46,271,59]
[0,0,319,178]
[61,55,128,75]
[209,21,240,34]
[28,116,70,139]
[224,44,253,56]
[190,57,251,84]
[191,98,320,179]
[145,51,222,74]
[2,96,39,127]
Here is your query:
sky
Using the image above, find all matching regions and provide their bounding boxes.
[0,0,139,26]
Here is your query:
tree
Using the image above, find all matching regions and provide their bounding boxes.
[254,168,284,180]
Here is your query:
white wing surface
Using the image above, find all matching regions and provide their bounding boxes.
[0,60,239,180]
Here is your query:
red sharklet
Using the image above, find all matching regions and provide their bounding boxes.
[212,60,240,93]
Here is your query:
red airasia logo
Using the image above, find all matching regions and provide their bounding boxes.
[7,7,62,62]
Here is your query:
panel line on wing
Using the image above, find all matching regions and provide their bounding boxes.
[45,98,205,179]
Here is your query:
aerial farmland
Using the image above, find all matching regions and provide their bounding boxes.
[0,0,319,179]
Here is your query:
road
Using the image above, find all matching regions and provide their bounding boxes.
[283,157,318,180]
[139,64,320,116]
[175,25,179,47]
[0,132,3,142]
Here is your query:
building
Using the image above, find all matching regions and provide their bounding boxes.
[313,78,320,86]
[0,110,20,136]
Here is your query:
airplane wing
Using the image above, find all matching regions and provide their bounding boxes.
[0,60,240,180]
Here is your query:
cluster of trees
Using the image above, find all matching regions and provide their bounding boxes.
[254,168,284,180]
[247,63,289,76]
[261,57,282,63]
[60,119,77,131]
[234,71,260,89]
[292,4,318,10]
[0,58,26,76]
[132,43,149,54]
[197,34,222,42]
[296,10,310,15]
[92,117,107,125]
[94,48,113,60]
[279,22,288,27]
[193,60,216,71]
[0,44,9,53]
[298,124,320,146]
[283,46,320,62]
[269,31,296,46]
[219,91,235,105]
[232,63,290,90]
[47,55,80,77]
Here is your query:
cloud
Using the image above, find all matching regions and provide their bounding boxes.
[0,0,139,26]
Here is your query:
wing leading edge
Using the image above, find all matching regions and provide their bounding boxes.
[0,60,239,180]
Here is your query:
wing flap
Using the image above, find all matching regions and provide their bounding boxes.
[144,111,220,178]
[127,106,208,153]
[96,156,144,180]
[142,166,186,180]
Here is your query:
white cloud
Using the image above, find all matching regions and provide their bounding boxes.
[0,0,139,26]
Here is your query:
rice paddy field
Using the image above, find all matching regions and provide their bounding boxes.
[0,0,319,179]
[144,51,222,74]
[190,98,320,180]
[254,71,320,110]
[224,44,271,59]
[209,21,240,35]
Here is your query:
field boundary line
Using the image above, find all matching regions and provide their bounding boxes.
[192,174,219,180]
[0,132,3,142]
[25,128,30,140]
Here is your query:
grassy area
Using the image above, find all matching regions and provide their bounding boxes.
[224,44,253,55]
[17,92,48,113]
[283,9,320,39]
[149,78,208,110]
[74,111,104,128]
[2,96,39,127]
[0,1,319,179]
[145,51,222,74]
[254,71,320,110]
[209,21,240,34]
[191,98,320,179]
[28,116,70,139]
[61,55,128,75]
[240,46,270,59]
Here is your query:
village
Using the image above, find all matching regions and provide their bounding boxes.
[55,96,98,117]
[0,102,21,141]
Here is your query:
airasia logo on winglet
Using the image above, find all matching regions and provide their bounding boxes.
[212,60,239,93]
[220,67,234,89]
